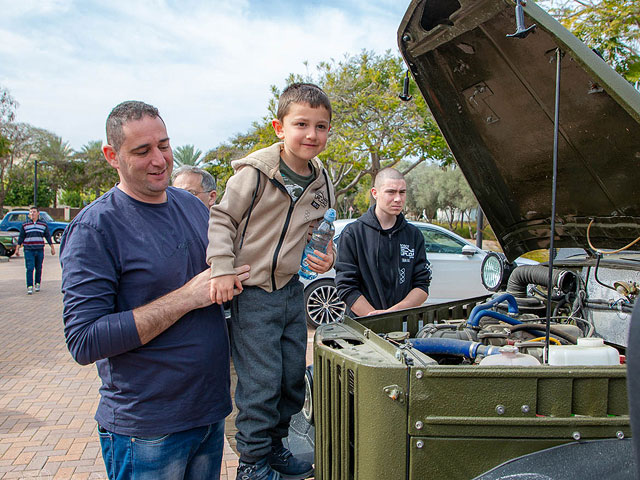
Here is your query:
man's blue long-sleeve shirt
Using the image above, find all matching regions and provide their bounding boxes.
[60,186,231,436]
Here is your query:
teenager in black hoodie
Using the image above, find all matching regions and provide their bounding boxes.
[335,168,432,316]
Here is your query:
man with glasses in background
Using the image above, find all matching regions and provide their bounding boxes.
[172,165,217,208]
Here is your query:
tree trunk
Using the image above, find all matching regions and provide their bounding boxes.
[369,150,382,206]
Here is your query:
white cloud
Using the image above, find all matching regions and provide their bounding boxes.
[0,0,407,152]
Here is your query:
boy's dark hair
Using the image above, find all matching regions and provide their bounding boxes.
[106,101,163,153]
[277,83,332,122]
[29,206,38,211]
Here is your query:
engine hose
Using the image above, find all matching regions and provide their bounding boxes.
[507,265,576,297]
[472,309,524,328]
[584,300,634,313]
[409,338,502,359]
[552,294,569,318]
[467,293,519,327]
[509,323,577,344]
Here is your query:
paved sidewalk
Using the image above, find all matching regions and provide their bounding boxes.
[0,252,315,479]
[0,252,243,479]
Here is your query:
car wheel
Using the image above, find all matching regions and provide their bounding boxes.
[304,279,346,328]
[53,230,63,244]
[0,244,7,257]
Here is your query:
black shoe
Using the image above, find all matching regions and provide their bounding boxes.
[267,446,314,480]
[236,458,281,480]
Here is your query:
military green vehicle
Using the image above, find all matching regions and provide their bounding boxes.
[0,230,18,257]
[286,0,640,478]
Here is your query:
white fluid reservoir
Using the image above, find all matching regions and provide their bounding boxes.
[479,346,541,366]
[548,337,620,366]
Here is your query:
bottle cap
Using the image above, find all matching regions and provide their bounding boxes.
[324,208,336,222]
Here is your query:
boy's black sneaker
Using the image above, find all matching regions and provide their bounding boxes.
[236,458,281,480]
[267,446,314,479]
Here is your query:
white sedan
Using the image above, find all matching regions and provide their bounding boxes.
[300,219,534,327]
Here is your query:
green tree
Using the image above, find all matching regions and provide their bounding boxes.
[37,135,73,207]
[202,122,279,193]
[67,140,117,201]
[541,0,640,82]
[206,52,453,205]
[318,50,452,201]
[0,85,18,210]
[406,164,443,222]
[5,164,54,207]
[2,124,57,207]
[173,144,204,167]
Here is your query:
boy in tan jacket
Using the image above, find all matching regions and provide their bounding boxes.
[207,83,335,480]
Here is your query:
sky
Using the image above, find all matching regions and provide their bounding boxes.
[0,0,408,154]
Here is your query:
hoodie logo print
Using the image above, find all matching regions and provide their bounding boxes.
[400,244,414,263]
[399,267,406,284]
[311,190,329,210]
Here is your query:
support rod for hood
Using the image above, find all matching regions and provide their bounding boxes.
[544,48,563,364]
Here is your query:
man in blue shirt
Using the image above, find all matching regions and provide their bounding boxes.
[60,101,248,480]
[16,206,56,295]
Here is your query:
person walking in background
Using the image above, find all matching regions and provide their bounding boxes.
[335,167,432,316]
[16,206,55,295]
[60,100,249,480]
[172,165,218,208]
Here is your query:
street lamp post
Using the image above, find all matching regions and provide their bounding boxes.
[33,159,38,207]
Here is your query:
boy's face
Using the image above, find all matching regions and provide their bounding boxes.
[272,102,330,165]
[372,178,407,218]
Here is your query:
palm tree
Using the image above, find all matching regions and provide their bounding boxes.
[173,144,204,167]
[38,135,72,207]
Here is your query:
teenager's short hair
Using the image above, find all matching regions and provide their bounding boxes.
[374,168,405,189]
[29,206,38,211]
[277,83,332,122]
[106,101,163,153]
[172,166,217,192]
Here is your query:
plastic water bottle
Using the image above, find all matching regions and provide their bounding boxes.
[299,208,337,280]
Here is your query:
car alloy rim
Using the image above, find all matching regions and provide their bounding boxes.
[307,284,346,325]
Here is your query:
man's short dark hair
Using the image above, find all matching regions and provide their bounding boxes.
[374,168,405,189]
[277,83,332,122]
[29,206,38,211]
[171,166,217,192]
[106,101,162,153]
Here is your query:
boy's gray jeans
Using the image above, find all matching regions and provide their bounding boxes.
[229,276,307,463]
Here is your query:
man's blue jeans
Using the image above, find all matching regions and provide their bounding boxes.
[24,248,44,288]
[98,421,224,480]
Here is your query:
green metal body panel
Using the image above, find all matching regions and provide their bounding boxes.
[313,299,630,479]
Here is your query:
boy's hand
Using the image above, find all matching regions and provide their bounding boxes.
[210,273,241,304]
[306,240,334,274]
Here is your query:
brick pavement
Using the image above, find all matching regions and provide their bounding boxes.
[0,251,315,480]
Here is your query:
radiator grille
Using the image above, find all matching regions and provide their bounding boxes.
[316,353,355,480]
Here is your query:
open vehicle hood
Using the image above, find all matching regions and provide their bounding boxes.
[398,0,640,261]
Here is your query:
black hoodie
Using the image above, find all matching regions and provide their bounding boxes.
[335,205,432,311]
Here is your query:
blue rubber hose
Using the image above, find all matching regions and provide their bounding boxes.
[410,337,502,359]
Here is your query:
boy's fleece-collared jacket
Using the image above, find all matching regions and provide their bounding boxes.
[335,205,432,311]
[207,142,335,292]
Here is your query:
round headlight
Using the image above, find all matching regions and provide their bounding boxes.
[302,366,313,424]
[481,252,506,292]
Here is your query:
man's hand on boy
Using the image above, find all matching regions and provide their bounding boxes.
[234,264,251,293]
[306,240,334,274]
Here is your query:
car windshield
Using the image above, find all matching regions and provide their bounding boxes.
[420,228,466,254]
[39,212,54,222]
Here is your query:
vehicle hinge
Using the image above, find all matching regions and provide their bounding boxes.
[383,385,405,403]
